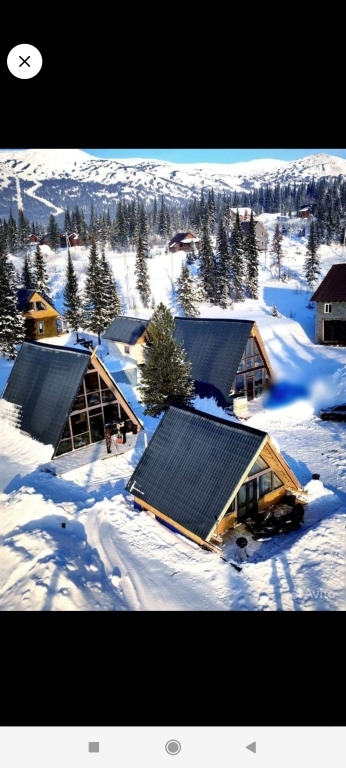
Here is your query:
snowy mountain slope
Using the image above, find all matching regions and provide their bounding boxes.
[1,149,346,223]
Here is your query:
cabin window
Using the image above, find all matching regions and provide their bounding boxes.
[73,432,90,450]
[37,301,47,310]
[259,471,284,497]
[124,345,130,354]
[324,304,332,313]
[248,455,269,476]
[71,411,88,436]
[37,321,44,334]
[55,438,72,456]
[84,371,99,392]
[259,472,272,497]
[235,374,246,396]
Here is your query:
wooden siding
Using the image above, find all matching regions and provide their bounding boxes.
[35,316,58,339]
[133,496,207,547]
[91,354,142,429]
[106,336,147,365]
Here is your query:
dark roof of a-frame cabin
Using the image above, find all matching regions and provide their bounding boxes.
[17,289,57,312]
[126,405,267,542]
[173,317,255,407]
[1,341,91,449]
[310,264,346,302]
[103,316,150,344]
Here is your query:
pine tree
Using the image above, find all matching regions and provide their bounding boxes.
[17,209,31,253]
[83,238,103,341]
[198,218,217,301]
[135,234,151,308]
[230,210,245,301]
[64,208,72,235]
[245,211,259,299]
[217,219,231,307]
[21,253,34,289]
[175,263,200,317]
[304,220,321,287]
[270,223,284,280]
[33,244,49,295]
[99,252,123,327]
[63,249,81,333]
[0,239,25,359]
[138,303,195,417]
[48,214,60,251]
[7,209,18,254]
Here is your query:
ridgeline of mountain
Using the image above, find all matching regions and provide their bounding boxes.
[1,149,345,224]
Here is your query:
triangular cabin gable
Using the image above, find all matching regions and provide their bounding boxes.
[232,323,273,400]
[216,436,301,535]
[54,352,142,457]
[21,290,59,340]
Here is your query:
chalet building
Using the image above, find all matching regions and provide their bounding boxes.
[17,289,60,340]
[1,341,142,459]
[298,206,310,218]
[310,264,346,345]
[103,316,150,366]
[240,220,269,251]
[29,234,40,243]
[126,405,301,549]
[173,317,273,408]
[168,232,200,253]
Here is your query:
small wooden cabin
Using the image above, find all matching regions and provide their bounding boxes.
[126,405,301,549]
[17,289,60,340]
[1,341,143,459]
[168,232,200,253]
[174,317,273,408]
[311,264,346,345]
[103,316,150,366]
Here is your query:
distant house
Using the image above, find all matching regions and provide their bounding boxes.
[168,232,200,253]
[240,220,269,251]
[173,317,273,408]
[310,264,346,345]
[17,289,60,340]
[1,341,142,459]
[298,206,310,218]
[126,405,301,549]
[29,234,40,243]
[103,316,150,365]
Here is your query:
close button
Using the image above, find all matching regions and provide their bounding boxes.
[7,44,42,79]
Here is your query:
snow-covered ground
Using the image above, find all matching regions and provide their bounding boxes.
[1,214,346,611]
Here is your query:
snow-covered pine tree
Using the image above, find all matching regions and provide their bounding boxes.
[83,238,104,342]
[17,209,31,254]
[0,238,25,359]
[245,211,259,299]
[186,240,197,265]
[217,218,231,308]
[47,214,60,252]
[175,263,200,317]
[270,223,284,280]
[135,234,151,308]
[21,252,34,289]
[63,249,81,334]
[230,210,245,301]
[304,220,321,288]
[138,303,195,417]
[7,209,18,254]
[33,244,49,295]
[99,252,123,327]
[198,217,218,302]
[64,208,72,236]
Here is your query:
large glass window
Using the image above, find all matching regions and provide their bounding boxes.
[84,371,100,393]
[259,472,272,497]
[248,455,269,476]
[71,411,88,436]
[55,438,72,456]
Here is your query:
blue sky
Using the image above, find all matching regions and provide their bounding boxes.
[81,149,346,164]
[1,148,345,163]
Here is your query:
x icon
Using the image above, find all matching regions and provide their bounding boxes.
[19,55,30,67]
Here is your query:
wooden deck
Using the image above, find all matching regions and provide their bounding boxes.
[41,431,140,476]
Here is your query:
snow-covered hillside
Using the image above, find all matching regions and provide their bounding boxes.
[0,213,345,611]
[1,149,346,223]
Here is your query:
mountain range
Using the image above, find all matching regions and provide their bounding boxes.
[1,149,346,224]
